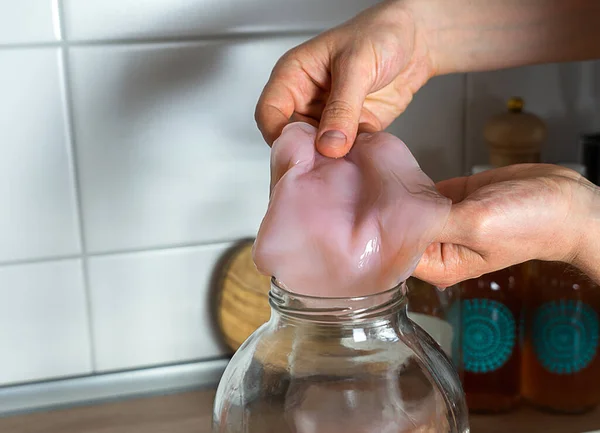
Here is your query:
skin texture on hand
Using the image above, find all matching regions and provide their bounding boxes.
[256,0,600,158]
[414,0,600,75]
[254,0,600,285]
[413,164,600,287]
[255,0,434,158]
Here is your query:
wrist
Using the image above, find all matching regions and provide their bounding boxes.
[569,179,600,283]
[401,0,456,76]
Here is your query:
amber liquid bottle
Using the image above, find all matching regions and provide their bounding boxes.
[460,267,523,413]
[522,262,600,413]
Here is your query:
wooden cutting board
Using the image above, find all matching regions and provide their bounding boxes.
[213,239,271,352]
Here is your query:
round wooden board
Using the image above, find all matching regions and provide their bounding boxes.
[213,239,272,352]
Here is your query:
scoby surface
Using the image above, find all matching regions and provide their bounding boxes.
[253,122,451,297]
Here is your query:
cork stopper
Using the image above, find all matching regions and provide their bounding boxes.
[484,97,546,167]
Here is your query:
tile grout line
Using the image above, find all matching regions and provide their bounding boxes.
[0,254,83,268]
[55,0,98,372]
[0,237,245,268]
[0,29,319,50]
[84,238,247,258]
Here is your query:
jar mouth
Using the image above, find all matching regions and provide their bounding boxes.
[269,277,406,322]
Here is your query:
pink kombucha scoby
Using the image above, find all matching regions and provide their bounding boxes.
[253,122,451,298]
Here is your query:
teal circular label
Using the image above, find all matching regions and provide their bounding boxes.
[462,299,516,373]
[532,300,599,374]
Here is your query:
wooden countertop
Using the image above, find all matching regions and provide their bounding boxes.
[1,388,599,433]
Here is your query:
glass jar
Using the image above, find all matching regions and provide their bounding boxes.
[213,279,469,433]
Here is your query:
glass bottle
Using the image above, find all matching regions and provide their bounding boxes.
[213,279,470,433]
[522,262,600,413]
[484,96,546,167]
[459,267,523,413]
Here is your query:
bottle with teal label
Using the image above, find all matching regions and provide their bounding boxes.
[522,261,600,413]
[458,266,523,413]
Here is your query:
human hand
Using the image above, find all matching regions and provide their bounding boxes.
[255,0,435,158]
[414,164,600,287]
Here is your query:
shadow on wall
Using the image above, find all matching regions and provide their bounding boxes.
[75,23,303,249]
[112,42,227,134]
[106,0,380,124]
[161,0,364,33]
[69,0,377,39]
[103,0,383,147]
[79,1,386,256]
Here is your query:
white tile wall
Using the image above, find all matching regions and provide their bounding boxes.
[466,61,600,169]
[0,0,596,389]
[69,38,305,253]
[0,260,91,385]
[0,49,81,263]
[0,1,59,44]
[87,244,230,372]
[62,0,380,40]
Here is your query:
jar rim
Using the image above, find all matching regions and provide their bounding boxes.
[271,277,404,301]
[269,277,406,322]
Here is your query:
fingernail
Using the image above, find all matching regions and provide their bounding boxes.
[319,130,347,152]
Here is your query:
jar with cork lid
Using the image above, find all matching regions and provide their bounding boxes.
[484,97,546,167]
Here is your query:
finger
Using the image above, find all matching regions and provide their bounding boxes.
[290,112,319,128]
[255,78,294,146]
[291,97,328,124]
[357,122,379,134]
[256,54,313,146]
[414,243,486,288]
[317,53,372,158]
[435,164,555,203]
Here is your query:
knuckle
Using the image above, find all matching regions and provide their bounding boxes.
[322,99,355,122]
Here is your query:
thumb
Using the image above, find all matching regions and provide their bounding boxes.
[317,55,371,158]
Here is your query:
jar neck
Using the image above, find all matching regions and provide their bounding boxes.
[268,278,407,326]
